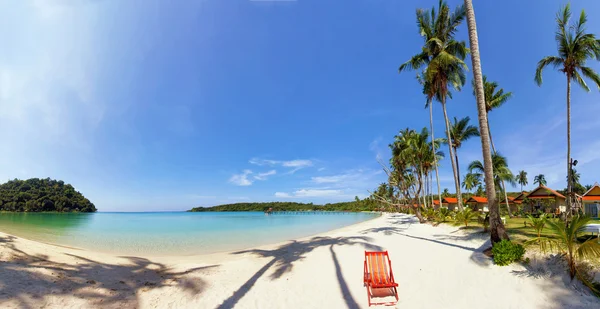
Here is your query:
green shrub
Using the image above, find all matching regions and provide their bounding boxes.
[492,240,526,266]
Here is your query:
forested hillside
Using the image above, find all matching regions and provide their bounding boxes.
[189,198,380,212]
[0,178,96,212]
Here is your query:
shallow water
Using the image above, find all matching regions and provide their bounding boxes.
[0,212,378,255]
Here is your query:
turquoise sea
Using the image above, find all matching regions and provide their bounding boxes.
[0,212,379,256]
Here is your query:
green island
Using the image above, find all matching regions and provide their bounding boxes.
[189,198,379,212]
[0,178,96,212]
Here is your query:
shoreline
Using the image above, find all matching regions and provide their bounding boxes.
[1,213,599,308]
[0,212,383,259]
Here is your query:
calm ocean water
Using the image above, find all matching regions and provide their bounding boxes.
[0,212,379,255]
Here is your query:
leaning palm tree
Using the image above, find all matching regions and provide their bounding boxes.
[468,153,516,217]
[547,215,600,295]
[516,170,528,192]
[399,0,469,211]
[462,0,508,242]
[445,116,479,186]
[533,174,547,187]
[417,73,443,206]
[473,76,513,153]
[535,4,600,217]
[462,172,481,193]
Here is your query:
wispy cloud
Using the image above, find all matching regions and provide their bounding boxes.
[249,157,313,174]
[229,169,253,186]
[310,169,383,188]
[275,188,344,198]
[254,169,277,181]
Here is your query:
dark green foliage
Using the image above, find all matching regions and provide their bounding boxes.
[492,240,525,266]
[189,198,381,212]
[0,178,96,212]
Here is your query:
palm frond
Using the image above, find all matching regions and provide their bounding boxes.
[579,66,600,90]
[535,56,564,85]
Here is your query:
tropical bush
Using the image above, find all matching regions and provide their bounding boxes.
[546,215,600,295]
[454,208,478,227]
[422,207,437,221]
[492,240,526,266]
[435,207,454,223]
[524,214,554,252]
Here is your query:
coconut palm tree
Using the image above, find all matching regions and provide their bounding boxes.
[472,76,513,153]
[417,73,443,206]
[399,0,469,211]
[462,0,508,242]
[468,153,516,216]
[516,170,528,192]
[445,116,479,186]
[547,215,600,291]
[535,4,600,217]
[533,174,547,187]
[462,172,481,193]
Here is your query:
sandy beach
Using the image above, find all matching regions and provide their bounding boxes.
[1,213,599,309]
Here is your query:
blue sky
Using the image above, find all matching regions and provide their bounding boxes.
[1,0,600,211]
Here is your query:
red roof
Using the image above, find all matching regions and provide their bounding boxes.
[581,196,600,201]
[442,197,458,203]
[526,185,565,199]
[513,191,529,201]
[467,196,488,203]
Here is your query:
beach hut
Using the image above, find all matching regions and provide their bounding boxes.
[432,199,447,210]
[523,185,566,215]
[581,183,600,218]
[441,197,458,211]
[500,196,518,213]
[465,196,488,212]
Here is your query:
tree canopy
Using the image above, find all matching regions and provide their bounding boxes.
[0,178,96,212]
[189,198,381,213]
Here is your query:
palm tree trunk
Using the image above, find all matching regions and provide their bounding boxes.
[487,119,497,154]
[463,0,508,243]
[429,100,443,206]
[566,75,572,219]
[454,146,461,186]
[441,100,463,211]
[502,181,513,217]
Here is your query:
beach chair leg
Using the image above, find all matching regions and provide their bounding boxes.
[366,286,371,306]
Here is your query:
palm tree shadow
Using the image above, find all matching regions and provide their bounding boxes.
[216,236,382,309]
[0,235,219,308]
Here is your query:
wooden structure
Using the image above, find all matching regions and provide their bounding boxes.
[442,197,458,211]
[580,183,600,218]
[364,251,399,306]
[465,196,488,212]
[523,185,566,214]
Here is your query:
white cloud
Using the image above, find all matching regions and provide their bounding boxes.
[249,158,313,174]
[229,170,253,186]
[254,169,277,181]
[274,189,343,198]
[318,167,326,172]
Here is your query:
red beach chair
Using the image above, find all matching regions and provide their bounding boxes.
[363,251,399,306]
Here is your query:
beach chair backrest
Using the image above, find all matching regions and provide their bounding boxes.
[366,251,391,285]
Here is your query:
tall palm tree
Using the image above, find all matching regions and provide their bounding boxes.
[472,76,513,153]
[533,174,547,187]
[516,170,528,192]
[568,168,581,185]
[445,116,479,186]
[463,0,508,243]
[462,172,481,193]
[535,4,600,217]
[417,73,443,206]
[399,0,469,211]
[468,153,516,216]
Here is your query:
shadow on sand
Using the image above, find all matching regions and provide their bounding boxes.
[215,235,382,309]
[0,235,219,309]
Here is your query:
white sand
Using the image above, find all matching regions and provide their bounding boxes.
[0,213,598,309]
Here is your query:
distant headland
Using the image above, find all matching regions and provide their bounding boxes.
[0,178,96,212]
[188,200,379,212]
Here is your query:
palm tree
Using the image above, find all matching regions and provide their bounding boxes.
[399,0,469,211]
[417,73,443,206]
[516,170,528,192]
[462,172,481,193]
[468,153,516,216]
[535,4,600,217]
[533,174,547,187]
[463,0,508,243]
[472,76,513,153]
[445,116,479,186]
[547,215,600,289]
[568,168,581,185]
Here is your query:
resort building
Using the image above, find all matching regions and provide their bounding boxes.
[442,197,458,211]
[465,196,488,212]
[581,183,600,218]
[500,196,518,213]
[523,185,566,215]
